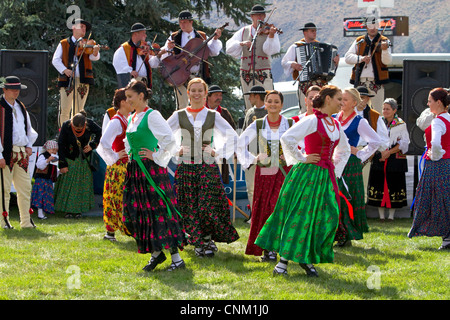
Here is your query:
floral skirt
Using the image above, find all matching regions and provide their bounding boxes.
[246,165,291,256]
[103,161,129,235]
[31,178,54,214]
[335,155,368,243]
[54,157,94,214]
[174,162,239,247]
[408,158,450,238]
[255,162,340,264]
[123,158,187,254]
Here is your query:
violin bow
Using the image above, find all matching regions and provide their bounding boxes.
[172,44,213,66]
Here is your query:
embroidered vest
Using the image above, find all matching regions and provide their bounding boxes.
[350,34,389,85]
[121,40,152,88]
[425,115,450,160]
[57,37,94,87]
[255,117,293,167]
[0,96,29,166]
[126,109,159,160]
[34,152,58,182]
[240,26,272,72]
[178,109,215,162]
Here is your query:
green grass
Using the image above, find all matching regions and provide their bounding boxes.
[0,211,448,300]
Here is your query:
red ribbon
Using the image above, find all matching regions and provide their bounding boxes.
[339,190,354,220]
[380,158,391,208]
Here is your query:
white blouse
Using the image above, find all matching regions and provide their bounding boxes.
[97,114,128,166]
[336,112,382,163]
[124,109,178,168]
[280,114,351,178]
[429,113,450,161]
[167,108,237,164]
[237,115,292,169]
[384,118,410,154]
[355,108,390,151]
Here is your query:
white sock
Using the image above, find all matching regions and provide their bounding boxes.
[274,258,288,273]
[37,208,45,218]
[378,207,385,219]
[388,208,396,220]
[171,252,182,263]
[151,251,161,259]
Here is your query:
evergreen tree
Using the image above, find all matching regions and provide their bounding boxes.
[0,0,265,141]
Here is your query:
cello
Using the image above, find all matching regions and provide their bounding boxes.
[159,23,228,87]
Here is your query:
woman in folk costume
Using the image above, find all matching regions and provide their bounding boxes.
[31,140,58,220]
[122,80,187,271]
[167,78,239,258]
[237,90,293,262]
[409,88,450,250]
[54,110,102,218]
[333,88,381,247]
[367,98,410,221]
[255,85,351,277]
[97,88,133,242]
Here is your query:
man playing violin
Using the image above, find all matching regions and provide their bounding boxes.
[225,5,280,111]
[113,23,164,89]
[281,22,339,113]
[344,16,392,113]
[160,10,223,110]
[52,18,100,127]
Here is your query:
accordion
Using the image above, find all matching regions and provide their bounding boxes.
[293,42,338,82]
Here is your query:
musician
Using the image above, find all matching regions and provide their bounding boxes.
[206,85,236,185]
[160,10,223,109]
[281,22,339,113]
[344,16,392,114]
[0,76,39,229]
[225,5,280,110]
[52,18,100,127]
[113,23,164,89]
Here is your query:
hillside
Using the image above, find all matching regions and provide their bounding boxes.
[201,0,450,82]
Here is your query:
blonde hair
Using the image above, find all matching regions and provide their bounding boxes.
[343,87,362,105]
[187,77,208,92]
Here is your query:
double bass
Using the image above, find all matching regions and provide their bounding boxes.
[159,23,228,87]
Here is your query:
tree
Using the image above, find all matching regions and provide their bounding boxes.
[0,0,265,141]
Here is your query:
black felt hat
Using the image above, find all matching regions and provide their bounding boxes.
[130,23,151,33]
[178,10,194,20]
[74,18,92,32]
[208,85,227,94]
[299,22,321,31]
[356,86,375,97]
[0,76,27,90]
[244,85,267,95]
[247,5,270,15]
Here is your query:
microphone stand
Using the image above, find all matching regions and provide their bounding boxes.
[292,46,320,86]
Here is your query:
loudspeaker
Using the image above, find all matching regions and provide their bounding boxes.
[402,60,450,155]
[0,49,48,146]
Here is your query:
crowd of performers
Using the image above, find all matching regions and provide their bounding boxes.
[1,6,449,277]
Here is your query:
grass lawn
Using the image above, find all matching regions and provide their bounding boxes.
[0,209,448,301]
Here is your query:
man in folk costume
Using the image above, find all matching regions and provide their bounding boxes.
[0,76,38,229]
[113,23,165,89]
[344,16,392,114]
[282,22,339,113]
[52,18,100,127]
[206,84,236,185]
[355,86,389,202]
[161,10,223,109]
[240,85,267,218]
[225,5,280,110]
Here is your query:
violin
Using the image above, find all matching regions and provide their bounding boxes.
[76,39,109,55]
[137,41,161,56]
[257,22,283,35]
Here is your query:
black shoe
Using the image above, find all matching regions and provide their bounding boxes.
[272,266,288,276]
[167,260,186,271]
[336,239,352,247]
[299,263,319,277]
[142,252,167,271]
[438,243,450,250]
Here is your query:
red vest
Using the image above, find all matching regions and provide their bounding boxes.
[425,115,450,160]
[111,113,128,162]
